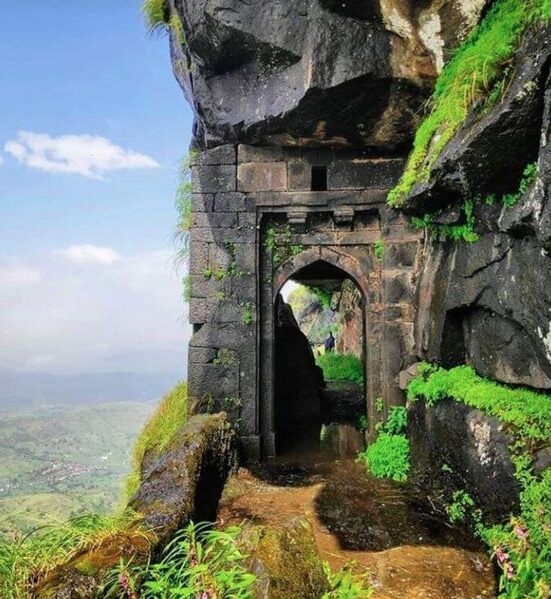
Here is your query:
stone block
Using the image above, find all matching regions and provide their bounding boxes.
[287,160,312,191]
[238,145,284,163]
[192,225,257,244]
[328,158,404,190]
[192,212,238,229]
[192,165,236,193]
[209,244,233,270]
[207,299,243,323]
[238,212,257,227]
[383,272,414,304]
[234,243,256,273]
[190,145,236,166]
[190,322,256,351]
[237,162,287,192]
[188,363,240,399]
[188,347,217,364]
[214,192,248,212]
[189,242,209,274]
[189,298,207,324]
[384,241,419,268]
[189,274,224,299]
[191,193,214,213]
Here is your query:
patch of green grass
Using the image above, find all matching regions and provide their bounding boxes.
[478,468,550,599]
[122,382,188,504]
[407,364,551,442]
[0,512,148,599]
[389,0,550,206]
[316,353,364,385]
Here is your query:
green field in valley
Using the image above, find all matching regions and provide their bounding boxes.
[0,401,155,537]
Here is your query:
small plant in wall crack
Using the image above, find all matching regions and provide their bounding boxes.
[265,224,303,267]
[241,302,255,326]
[373,239,384,262]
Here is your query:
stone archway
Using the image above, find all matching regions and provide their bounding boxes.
[270,258,367,454]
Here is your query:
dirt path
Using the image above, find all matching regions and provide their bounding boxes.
[218,456,496,599]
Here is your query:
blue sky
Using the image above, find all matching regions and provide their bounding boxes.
[0,1,194,375]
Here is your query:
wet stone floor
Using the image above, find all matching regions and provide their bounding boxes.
[218,454,497,599]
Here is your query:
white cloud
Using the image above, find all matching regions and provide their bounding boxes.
[0,250,189,375]
[0,264,41,288]
[0,154,3,165]
[56,244,121,265]
[4,131,160,179]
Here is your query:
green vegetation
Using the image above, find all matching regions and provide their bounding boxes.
[410,199,479,243]
[357,433,410,483]
[107,522,255,598]
[241,302,255,326]
[142,0,169,34]
[408,364,551,597]
[484,162,539,208]
[358,406,410,482]
[446,490,477,524]
[307,286,333,310]
[373,240,384,261]
[123,381,188,503]
[0,512,149,599]
[316,353,364,385]
[203,240,247,283]
[174,153,195,264]
[0,402,154,537]
[322,562,373,598]
[407,364,551,442]
[141,0,186,46]
[265,224,303,267]
[389,0,551,207]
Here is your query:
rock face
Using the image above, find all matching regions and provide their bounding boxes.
[408,399,521,520]
[274,298,324,450]
[240,518,330,599]
[129,412,238,546]
[410,23,551,391]
[335,279,364,358]
[168,0,488,150]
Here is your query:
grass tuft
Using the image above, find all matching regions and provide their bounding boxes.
[141,0,169,35]
[0,512,148,599]
[122,381,188,504]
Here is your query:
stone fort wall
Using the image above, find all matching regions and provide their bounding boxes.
[188,143,423,458]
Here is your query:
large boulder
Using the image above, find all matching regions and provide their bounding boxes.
[408,398,521,520]
[129,412,238,546]
[168,0,488,149]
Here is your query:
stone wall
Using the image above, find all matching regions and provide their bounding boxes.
[188,144,424,457]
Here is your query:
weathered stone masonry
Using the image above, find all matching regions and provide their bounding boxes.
[188,144,423,458]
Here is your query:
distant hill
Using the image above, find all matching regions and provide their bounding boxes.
[0,368,182,411]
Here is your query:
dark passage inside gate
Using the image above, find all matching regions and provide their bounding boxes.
[273,260,366,454]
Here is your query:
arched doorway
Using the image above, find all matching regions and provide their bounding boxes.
[272,259,366,454]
